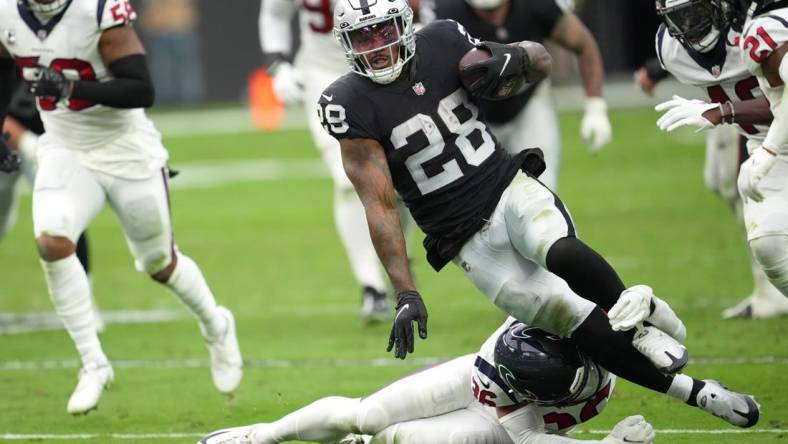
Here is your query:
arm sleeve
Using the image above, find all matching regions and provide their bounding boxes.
[499,408,602,444]
[761,54,788,155]
[260,0,297,55]
[98,0,137,30]
[70,54,154,108]
[0,57,16,122]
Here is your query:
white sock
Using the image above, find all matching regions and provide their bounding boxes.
[165,252,224,338]
[666,373,694,402]
[334,188,386,292]
[261,396,360,443]
[41,255,106,367]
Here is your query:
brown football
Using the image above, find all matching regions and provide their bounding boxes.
[458,47,492,90]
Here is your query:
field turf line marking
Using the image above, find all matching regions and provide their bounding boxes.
[1,356,787,371]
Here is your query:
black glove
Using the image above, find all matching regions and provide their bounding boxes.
[387,290,428,359]
[29,66,72,101]
[0,133,21,173]
[460,41,530,100]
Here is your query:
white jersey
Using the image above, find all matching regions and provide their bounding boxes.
[471,317,615,435]
[656,24,769,144]
[0,0,167,179]
[260,0,348,74]
[740,8,788,153]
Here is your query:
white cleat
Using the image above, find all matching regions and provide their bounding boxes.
[66,362,114,415]
[722,293,788,319]
[359,286,390,325]
[632,325,688,374]
[202,306,243,394]
[198,425,258,444]
[695,380,760,428]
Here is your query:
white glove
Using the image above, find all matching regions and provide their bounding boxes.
[271,61,304,105]
[601,415,656,444]
[738,146,778,202]
[608,285,654,332]
[655,95,717,132]
[580,97,612,153]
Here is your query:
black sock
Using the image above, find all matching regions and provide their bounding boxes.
[76,232,90,275]
[572,307,673,393]
[686,379,706,407]
[546,237,625,311]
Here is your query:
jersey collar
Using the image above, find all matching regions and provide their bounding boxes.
[685,29,729,77]
[17,0,73,41]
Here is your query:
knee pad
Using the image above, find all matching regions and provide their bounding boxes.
[356,400,390,435]
[750,235,788,282]
[140,248,173,275]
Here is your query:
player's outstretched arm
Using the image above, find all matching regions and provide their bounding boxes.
[339,137,427,359]
[738,43,788,202]
[498,404,655,444]
[549,13,611,152]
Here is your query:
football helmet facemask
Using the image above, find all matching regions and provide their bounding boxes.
[494,323,605,407]
[334,0,415,84]
[657,0,728,52]
[20,0,70,16]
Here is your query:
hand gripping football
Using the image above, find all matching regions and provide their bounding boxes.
[458,47,493,93]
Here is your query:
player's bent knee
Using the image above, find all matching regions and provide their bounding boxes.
[36,235,76,262]
[147,251,176,282]
[356,400,391,435]
[750,235,788,279]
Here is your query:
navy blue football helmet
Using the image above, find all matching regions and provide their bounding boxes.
[494,323,604,407]
[720,0,788,31]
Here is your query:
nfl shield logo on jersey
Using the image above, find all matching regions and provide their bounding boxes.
[412,82,426,96]
[711,65,721,77]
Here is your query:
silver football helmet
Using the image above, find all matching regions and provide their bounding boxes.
[22,0,69,16]
[656,0,728,52]
[465,0,507,10]
[333,0,416,84]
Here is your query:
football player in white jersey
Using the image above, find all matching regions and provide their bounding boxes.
[717,0,788,303]
[0,0,243,414]
[648,0,788,318]
[259,0,394,322]
[200,318,657,444]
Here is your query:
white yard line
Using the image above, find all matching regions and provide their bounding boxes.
[0,309,184,335]
[1,356,786,371]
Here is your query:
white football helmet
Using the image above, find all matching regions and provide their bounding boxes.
[22,0,69,16]
[656,0,728,52]
[465,0,507,10]
[333,0,416,84]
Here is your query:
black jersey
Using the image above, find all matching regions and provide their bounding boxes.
[318,20,535,271]
[8,82,44,135]
[432,0,566,123]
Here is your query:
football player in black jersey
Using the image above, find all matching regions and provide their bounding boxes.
[428,0,610,190]
[317,0,758,428]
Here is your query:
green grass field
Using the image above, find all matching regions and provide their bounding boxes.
[0,108,786,443]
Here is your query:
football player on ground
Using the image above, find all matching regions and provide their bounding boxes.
[315,0,759,428]
[646,0,788,319]
[1,82,104,330]
[428,0,610,190]
[259,0,398,323]
[0,0,243,414]
[200,318,657,444]
[719,0,788,301]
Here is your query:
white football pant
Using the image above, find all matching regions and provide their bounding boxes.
[256,355,511,443]
[489,81,561,191]
[452,173,596,338]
